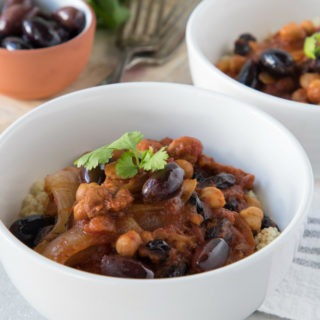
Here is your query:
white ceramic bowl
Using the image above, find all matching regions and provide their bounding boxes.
[0,83,313,320]
[186,0,320,177]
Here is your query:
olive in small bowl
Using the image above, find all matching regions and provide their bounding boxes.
[0,0,95,100]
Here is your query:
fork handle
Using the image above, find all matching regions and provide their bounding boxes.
[101,48,134,85]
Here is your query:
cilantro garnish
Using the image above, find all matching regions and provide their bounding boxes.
[74,131,169,179]
[304,32,320,59]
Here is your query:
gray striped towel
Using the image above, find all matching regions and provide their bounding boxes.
[259,179,320,320]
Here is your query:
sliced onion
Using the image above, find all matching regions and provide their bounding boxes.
[35,167,80,252]
[39,222,111,264]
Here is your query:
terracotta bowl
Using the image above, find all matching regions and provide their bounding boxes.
[0,0,96,100]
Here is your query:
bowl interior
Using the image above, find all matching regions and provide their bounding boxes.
[0,83,312,234]
[189,0,320,63]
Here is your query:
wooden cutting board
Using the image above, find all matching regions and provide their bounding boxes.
[0,29,191,133]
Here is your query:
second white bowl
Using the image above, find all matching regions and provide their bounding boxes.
[186,0,320,177]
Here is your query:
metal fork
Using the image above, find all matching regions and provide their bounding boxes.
[102,0,199,84]
[126,0,199,70]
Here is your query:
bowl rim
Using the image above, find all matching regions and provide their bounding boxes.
[0,0,95,54]
[186,0,320,113]
[0,82,314,283]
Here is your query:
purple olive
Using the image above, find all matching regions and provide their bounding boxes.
[52,6,85,34]
[1,36,32,50]
[100,255,154,279]
[80,165,106,185]
[9,214,55,248]
[259,48,296,76]
[2,0,33,12]
[22,16,62,47]
[142,162,184,202]
[237,59,260,88]
[0,4,33,36]
[234,33,256,56]
[193,238,229,272]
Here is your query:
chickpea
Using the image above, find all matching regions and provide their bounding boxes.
[306,79,320,104]
[240,206,263,232]
[104,162,120,179]
[86,215,115,233]
[189,213,204,226]
[73,200,87,220]
[167,136,203,164]
[175,159,194,179]
[137,139,163,152]
[75,182,99,201]
[279,22,306,43]
[300,20,316,35]
[300,73,320,89]
[200,187,226,209]
[115,230,142,257]
[216,55,246,77]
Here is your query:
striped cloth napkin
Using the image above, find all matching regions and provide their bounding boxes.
[259,179,320,320]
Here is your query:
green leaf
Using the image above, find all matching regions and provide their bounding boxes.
[74,131,169,179]
[74,146,114,170]
[140,147,169,172]
[86,0,130,30]
[74,131,143,171]
[304,32,320,59]
[116,151,138,178]
[108,131,144,151]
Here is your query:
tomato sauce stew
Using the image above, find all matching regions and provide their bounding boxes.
[10,135,280,278]
[216,19,320,104]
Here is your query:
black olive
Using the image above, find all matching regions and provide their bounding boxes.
[1,36,32,50]
[192,238,229,272]
[205,218,233,242]
[100,255,154,279]
[0,3,33,36]
[146,239,170,253]
[162,262,188,278]
[9,214,55,248]
[234,33,256,56]
[237,59,260,88]
[22,16,62,47]
[259,48,296,76]
[302,58,320,73]
[189,192,211,220]
[142,162,184,202]
[224,197,239,211]
[261,215,279,230]
[52,6,85,34]
[199,172,236,189]
[213,172,236,189]
[2,0,33,12]
[80,165,106,185]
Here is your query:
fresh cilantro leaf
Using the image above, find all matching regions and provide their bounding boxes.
[74,146,114,170]
[74,131,169,179]
[139,148,153,167]
[140,147,169,172]
[304,32,320,59]
[116,151,138,178]
[108,131,144,151]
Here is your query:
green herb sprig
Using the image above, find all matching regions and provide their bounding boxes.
[304,32,320,59]
[74,131,169,179]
